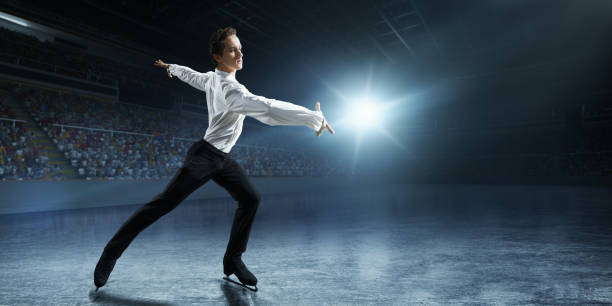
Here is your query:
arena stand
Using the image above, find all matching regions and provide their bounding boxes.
[0,97,59,180]
[0,81,342,181]
[2,25,609,184]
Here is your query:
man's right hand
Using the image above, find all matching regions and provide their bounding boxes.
[154,59,172,78]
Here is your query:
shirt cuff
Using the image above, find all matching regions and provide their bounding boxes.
[168,64,177,77]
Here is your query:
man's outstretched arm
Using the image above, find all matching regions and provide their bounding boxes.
[154,59,210,91]
[223,82,334,136]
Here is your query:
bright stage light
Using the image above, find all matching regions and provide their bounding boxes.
[348,100,382,129]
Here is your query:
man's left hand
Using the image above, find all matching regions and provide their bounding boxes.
[315,102,335,137]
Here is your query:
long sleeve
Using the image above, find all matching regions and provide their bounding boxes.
[223,81,324,131]
[168,64,210,91]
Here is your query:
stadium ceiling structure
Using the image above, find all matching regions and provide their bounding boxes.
[0,0,441,65]
[79,0,440,60]
[1,0,610,84]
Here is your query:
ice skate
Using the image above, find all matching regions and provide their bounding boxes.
[223,256,258,292]
[93,251,117,291]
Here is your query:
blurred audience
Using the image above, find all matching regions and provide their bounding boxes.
[1,26,609,182]
[0,117,59,181]
[3,83,343,181]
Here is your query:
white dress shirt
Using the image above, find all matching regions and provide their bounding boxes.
[168,64,325,153]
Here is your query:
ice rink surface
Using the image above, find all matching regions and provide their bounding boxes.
[1,183,611,305]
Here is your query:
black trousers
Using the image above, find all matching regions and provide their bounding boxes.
[103,139,260,262]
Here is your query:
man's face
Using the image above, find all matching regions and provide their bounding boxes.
[215,35,243,72]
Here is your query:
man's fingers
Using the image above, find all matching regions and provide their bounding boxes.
[315,102,322,136]
[316,124,324,137]
[316,119,335,137]
[154,59,167,68]
[154,59,172,78]
[314,102,334,136]
[315,124,334,136]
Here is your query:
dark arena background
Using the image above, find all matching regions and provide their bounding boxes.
[1,0,611,305]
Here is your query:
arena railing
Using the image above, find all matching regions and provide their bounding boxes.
[49,123,296,153]
[51,123,197,144]
[0,117,26,127]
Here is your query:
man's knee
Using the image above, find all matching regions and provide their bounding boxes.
[240,189,260,207]
[248,190,261,205]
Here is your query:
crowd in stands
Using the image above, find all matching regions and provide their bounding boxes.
[16,84,206,139]
[0,98,61,180]
[3,83,342,181]
[2,26,610,182]
[48,126,186,180]
[46,124,338,180]
[0,24,345,181]
[230,145,335,177]
[3,79,612,181]
[0,95,15,118]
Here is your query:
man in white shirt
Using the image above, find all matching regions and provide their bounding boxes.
[94,27,334,291]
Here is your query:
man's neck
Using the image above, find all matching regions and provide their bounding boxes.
[217,65,236,76]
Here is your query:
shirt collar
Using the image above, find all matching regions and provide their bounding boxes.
[215,68,236,81]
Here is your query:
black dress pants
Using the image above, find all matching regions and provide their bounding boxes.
[102,139,260,262]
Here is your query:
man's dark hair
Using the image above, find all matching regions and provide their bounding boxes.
[209,27,237,67]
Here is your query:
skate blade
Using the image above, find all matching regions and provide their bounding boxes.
[88,287,103,302]
[223,276,258,292]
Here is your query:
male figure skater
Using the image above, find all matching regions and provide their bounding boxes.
[93,27,334,291]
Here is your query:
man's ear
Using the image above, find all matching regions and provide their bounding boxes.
[213,53,221,64]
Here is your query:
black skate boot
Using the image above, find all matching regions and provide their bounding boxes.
[94,251,117,290]
[223,254,258,291]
